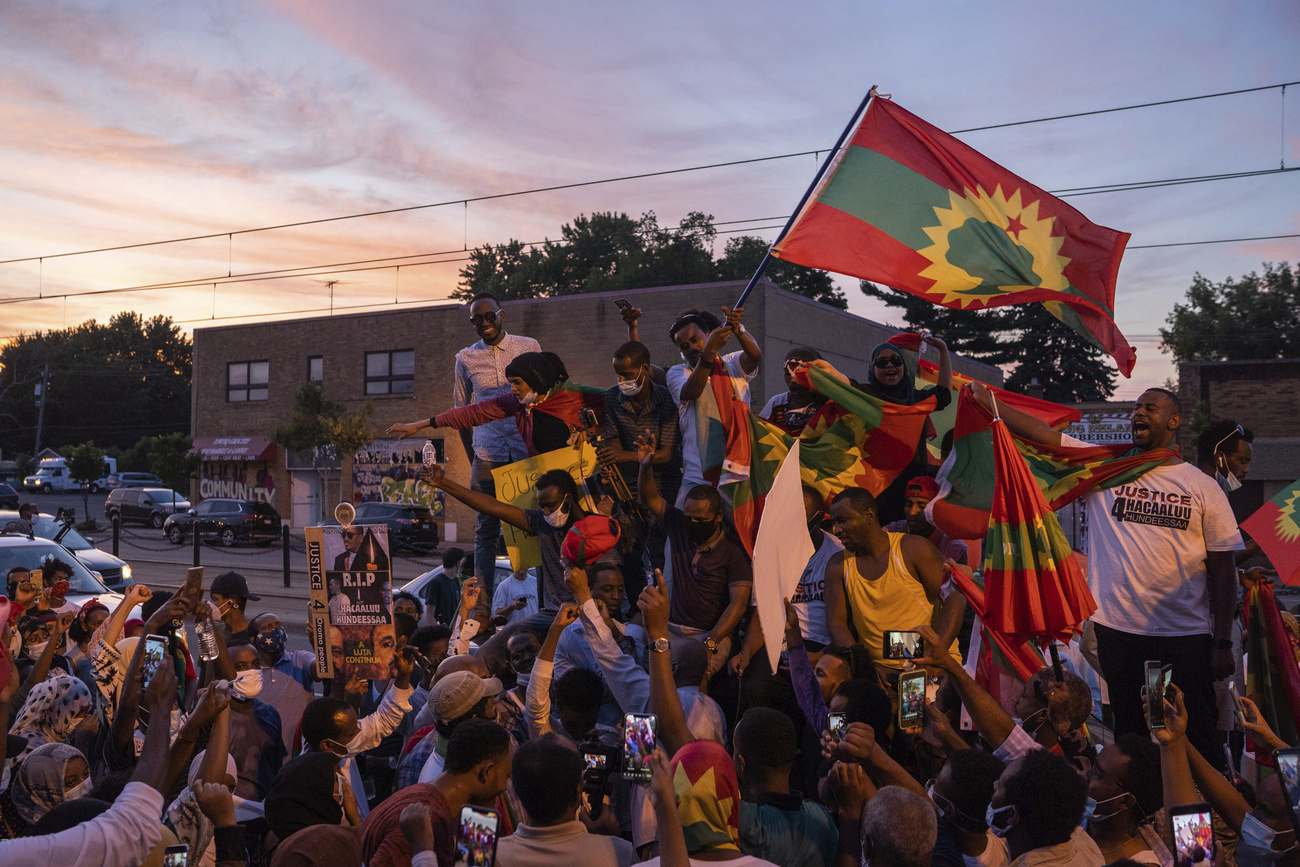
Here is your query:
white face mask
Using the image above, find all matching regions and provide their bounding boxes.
[1216,468,1243,493]
[24,640,49,660]
[231,668,263,701]
[617,373,644,397]
[543,498,571,528]
[64,776,93,801]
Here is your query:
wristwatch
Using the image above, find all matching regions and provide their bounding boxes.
[1213,638,1233,650]
[705,637,718,654]
[651,637,670,654]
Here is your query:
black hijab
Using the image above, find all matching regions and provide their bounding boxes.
[504,351,568,396]
[264,751,344,841]
[862,342,917,405]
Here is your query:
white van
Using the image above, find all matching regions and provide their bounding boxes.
[24,456,118,494]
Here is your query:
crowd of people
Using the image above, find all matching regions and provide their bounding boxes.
[0,291,1291,867]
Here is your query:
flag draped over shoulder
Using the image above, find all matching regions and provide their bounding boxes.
[929,389,1173,540]
[1244,582,1300,759]
[1241,477,1300,586]
[771,97,1136,375]
[982,417,1096,644]
[721,366,935,555]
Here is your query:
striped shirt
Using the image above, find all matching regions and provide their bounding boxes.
[452,332,540,462]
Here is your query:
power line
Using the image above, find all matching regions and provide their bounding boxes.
[0,79,1294,268]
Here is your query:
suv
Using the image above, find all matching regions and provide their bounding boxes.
[352,502,440,552]
[0,534,122,611]
[0,511,135,588]
[108,472,164,490]
[0,483,18,510]
[105,488,191,529]
[164,498,282,546]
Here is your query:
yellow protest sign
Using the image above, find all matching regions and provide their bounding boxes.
[492,442,599,571]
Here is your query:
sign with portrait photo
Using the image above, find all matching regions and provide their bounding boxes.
[306,524,396,680]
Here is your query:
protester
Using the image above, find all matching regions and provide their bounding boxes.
[394,591,424,623]
[415,669,504,784]
[224,639,287,800]
[882,475,969,566]
[492,567,540,627]
[423,547,466,627]
[209,571,260,643]
[248,612,316,753]
[761,347,830,436]
[602,339,683,508]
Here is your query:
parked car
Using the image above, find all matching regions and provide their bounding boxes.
[0,534,123,612]
[105,487,191,529]
[348,502,440,552]
[1,511,135,588]
[0,483,18,510]
[107,472,165,490]
[164,498,282,547]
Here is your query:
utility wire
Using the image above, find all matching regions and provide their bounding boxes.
[0,79,1295,267]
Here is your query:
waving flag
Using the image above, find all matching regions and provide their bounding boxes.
[983,417,1096,644]
[929,388,1173,540]
[946,562,1047,709]
[722,365,935,554]
[1241,478,1300,586]
[1244,581,1300,758]
[771,97,1135,375]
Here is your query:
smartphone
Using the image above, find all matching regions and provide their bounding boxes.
[162,844,189,867]
[1274,749,1300,837]
[1167,802,1213,867]
[898,669,927,729]
[1145,660,1173,730]
[142,635,169,685]
[827,711,847,742]
[614,298,633,312]
[1228,682,1247,729]
[883,630,923,661]
[623,712,657,783]
[184,566,204,598]
[454,804,500,867]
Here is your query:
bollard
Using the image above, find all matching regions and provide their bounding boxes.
[283,524,291,588]
[112,514,120,558]
[192,521,200,568]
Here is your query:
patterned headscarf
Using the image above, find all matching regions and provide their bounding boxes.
[10,674,92,762]
[671,739,741,853]
[166,750,240,867]
[9,742,87,825]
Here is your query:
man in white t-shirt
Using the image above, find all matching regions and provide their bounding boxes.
[971,383,1241,765]
[490,568,539,627]
[665,307,762,507]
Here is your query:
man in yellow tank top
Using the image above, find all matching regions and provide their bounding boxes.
[821,488,966,683]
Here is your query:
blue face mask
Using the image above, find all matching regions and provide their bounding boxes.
[986,803,1016,838]
[1237,813,1297,866]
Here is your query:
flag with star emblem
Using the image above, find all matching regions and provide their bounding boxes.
[721,365,935,555]
[983,416,1096,644]
[771,96,1136,375]
[929,388,1174,540]
[1241,477,1300,586]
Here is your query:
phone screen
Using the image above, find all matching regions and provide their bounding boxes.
[585,753,607,771]
[1169,804,1213,867]
[454,805,499,867]
[827,712,847,742]
[1275,749,1300,837]
[623,713,657,782]
[884,630,923,660]
[898,671,926,728]
[162,845,189,867]
[142,636,169,684]
[1145,661,1166,729]
[614,299,632,311]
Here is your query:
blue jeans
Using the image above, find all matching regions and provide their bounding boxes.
[470,457,507,596]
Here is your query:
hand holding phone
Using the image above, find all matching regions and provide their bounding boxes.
[623,713,657,783]
[883,630,923,661]
[454,804,500,867]
[898,670,926,730]
[162,845,189,867]
[1145,661,1172,730]
[1168,803,1213,867]
[827,712,847,743]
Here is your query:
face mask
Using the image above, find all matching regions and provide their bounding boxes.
[231,668,263,701]
[1216,469,1243,494]
[543,498,571,528]
[24,640,49,660]
[617,372,644,397]
[986,803,1016,838]
[514,670,532,691]
[807,511,824,534]
[321,733,361,760]
[520,390,540,406]
[252,627,287,658]
[687,518,718,545]
[64,776,93,801]
[1238,813,1297,865]
[1087,792,1129,825]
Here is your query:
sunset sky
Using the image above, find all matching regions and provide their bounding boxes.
[1,0,1297,399]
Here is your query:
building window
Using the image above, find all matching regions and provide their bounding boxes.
[228,361,269,402]
[365,349,414,395]
[308,356,323,382]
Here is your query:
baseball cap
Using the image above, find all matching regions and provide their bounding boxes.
[561,516,621,567]
[210,571,261,602]
[905,475,940,501]
[429,670,503,722]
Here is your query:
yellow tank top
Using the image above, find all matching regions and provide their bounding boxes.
[843,532,940,670]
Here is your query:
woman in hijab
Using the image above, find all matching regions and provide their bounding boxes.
[8,673,92,765]
[0,742,91,838]
[65,598,110,691]
[166,750,239,867]
[385,351,606,456]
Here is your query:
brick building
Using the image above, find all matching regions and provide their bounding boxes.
[191,279,1002,535]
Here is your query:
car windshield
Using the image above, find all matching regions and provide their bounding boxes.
[31,516,93,551]
[0,539,110,594]
[144,489,188,505]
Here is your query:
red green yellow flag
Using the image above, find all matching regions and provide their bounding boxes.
[930,388,1174,540]
[1241,477,1300,586]
[720,366,935,555]
[1244,582,1300,758]
[983,417,1096,644]
[771,97,1136,375]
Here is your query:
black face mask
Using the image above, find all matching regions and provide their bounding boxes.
[687,518,718,545]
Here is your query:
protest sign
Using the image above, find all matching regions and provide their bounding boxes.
[307,523,395,679]
[491,441,599,571]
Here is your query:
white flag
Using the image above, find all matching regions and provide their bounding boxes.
[753,440,816,675]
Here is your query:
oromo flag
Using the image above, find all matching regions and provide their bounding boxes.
[1241,477,1300,586]
[772,97,1135,375]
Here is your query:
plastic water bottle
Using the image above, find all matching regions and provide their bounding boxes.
[422,441,437,467]
[194,618,219,663]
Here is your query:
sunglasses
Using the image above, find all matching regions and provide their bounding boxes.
[873,355,904,369]
[469,311,499,326]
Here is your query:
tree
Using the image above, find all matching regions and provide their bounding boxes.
[64,441,105,520]
[859,282,1118,402]
[146,432,201,493]
[1159,262,1300,362]
[270,384,374,520]
[454,210,841,306]
[0,313,191,457]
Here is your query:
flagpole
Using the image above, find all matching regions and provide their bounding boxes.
[733,85,880,310]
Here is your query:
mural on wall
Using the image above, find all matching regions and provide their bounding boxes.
[200,463,275,503]
[352,438,446,515]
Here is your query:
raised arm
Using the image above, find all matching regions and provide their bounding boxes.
[722,306,761,375]
[422,464,531,532]
[102,583,151,648]
[641,570,695,756]
[968,382,1062,446]
[676,325,733,402]
[821,552,857,650]
[914,624,1016,750]
[902,536,965,651]
[525,604,580,738]
[922,334,952,391]
[22,611,73,693]
[636,432,668,519]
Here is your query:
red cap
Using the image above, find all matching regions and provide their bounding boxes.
[905,475,940,501]
[562,516,622,567]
